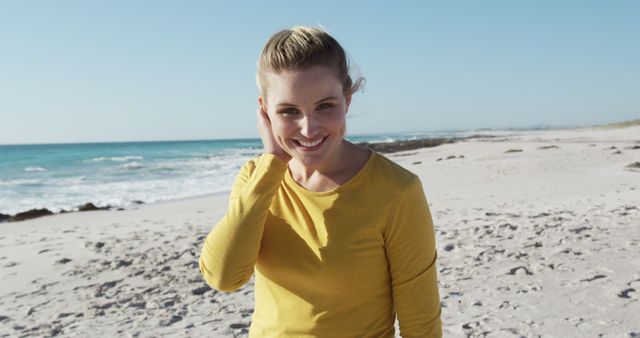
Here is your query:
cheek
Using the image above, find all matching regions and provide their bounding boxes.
[328,112,346,131]
[270,119,294,138]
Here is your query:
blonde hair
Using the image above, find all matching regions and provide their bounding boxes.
[256,26,365,99]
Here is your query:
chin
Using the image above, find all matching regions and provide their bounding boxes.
[293,144,337,168]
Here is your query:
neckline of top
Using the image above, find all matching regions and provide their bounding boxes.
[284,149,376,197]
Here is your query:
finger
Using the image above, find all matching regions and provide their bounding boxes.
[259,108,272,128]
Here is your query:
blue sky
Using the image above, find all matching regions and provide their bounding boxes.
[1,1,638,144]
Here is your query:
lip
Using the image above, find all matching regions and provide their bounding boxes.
[292,136,328,152]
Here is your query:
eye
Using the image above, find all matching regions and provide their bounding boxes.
[279,107,299,115]
[316,103,334,111]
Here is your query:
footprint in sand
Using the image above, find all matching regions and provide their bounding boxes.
[3,261,18,268]
[580,274,606,282]
[507,266,533,275]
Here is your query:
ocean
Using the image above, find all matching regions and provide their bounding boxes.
[0,131,465,216]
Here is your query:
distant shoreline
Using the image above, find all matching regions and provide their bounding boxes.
[2,119,637,147]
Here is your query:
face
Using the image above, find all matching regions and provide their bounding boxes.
[259,66,351,169]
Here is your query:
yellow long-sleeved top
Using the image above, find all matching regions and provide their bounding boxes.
[199,151,442,337]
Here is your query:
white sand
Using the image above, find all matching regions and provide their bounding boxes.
[1,126,639,337]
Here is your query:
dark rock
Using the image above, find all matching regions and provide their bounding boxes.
[78,203,109,211]
[95,242,105,249]
[358,138,454,153]
[0,213,10,223]
[133,200,144,204]
[10,208,53,222]
[392,152,418,157]
[443,244,455,252]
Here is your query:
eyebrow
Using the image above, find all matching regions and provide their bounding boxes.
[276,96,338,108]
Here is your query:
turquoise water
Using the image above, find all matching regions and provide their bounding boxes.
[0,132,462,215]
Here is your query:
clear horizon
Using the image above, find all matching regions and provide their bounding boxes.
[1,1,638,145]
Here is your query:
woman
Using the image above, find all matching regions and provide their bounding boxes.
[199,26,442,337]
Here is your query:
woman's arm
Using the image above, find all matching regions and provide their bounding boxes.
[199,105,290,292]
[199,153,287,292]
[384,176,442,337]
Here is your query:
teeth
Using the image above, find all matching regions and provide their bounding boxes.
[298,137,324,147]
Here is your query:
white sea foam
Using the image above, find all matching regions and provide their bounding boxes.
[122,162,144,170]
[0,145,262,215]
[0,166,237,215]
[51,176,87,186]
[0,178,43,186]
[90,155,144,162]
[24,166,47,172]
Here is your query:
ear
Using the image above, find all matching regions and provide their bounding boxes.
[258,96,266,113]
[345,94,352,114]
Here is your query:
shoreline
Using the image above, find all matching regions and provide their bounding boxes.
[4,121,638,223]
[1,136,460,223]
[0,191,231,224]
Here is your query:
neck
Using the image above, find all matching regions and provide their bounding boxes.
[288,140,350,184]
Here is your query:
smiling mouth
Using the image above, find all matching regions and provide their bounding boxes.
[292,136,328,150]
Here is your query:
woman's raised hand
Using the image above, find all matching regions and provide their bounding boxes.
[256,107,292,163]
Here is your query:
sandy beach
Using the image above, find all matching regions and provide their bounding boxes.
[1,125,639,337]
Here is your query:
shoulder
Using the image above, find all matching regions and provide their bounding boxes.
[238,153,282,177]
[370,151,420,188]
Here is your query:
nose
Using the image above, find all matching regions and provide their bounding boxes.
[299,114,320,139]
